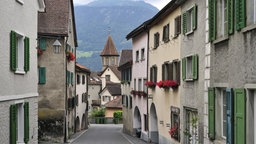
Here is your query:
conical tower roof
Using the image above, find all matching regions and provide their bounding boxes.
[100,35,119,56]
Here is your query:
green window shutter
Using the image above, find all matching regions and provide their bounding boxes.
[39,37,46,50]
[182,58,186,81]
[192,54,198,80]
[227,0,234,34]
[150,67,153,81]
[208,87,215,140]
[208,0,216,41]
[71,72,73,85]
[168,63,173,80]
[234,88,246,144]
[24,37,30,72]
[235,0,246,30]
[39,67,46,84]
[192,5,197,30]
[67,71,70,84]
[10,104,17,144]
[24,102,29,144]
[182,12,187,34]
[10,31,17,71]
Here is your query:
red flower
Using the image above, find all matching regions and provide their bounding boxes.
[168,125,178,137]
[37,48,43,56]
[157,80,178,89]
[156,81,164,88]
[67,51,75,61]
[144,81,156,88]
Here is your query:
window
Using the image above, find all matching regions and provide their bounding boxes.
[216,0,228,38]
[129,96,132,109]
[134,79,136,91]
[39,37,46,50]
[171,106,180,142]
[141,48,145,60]
[163,24,169,42]
[111,57,115,65]
[162,61,180,83]
[126,96,128,107]
[136,51,139,62]
[138,79,142,91]
[103,96,110,102]
[183,5,197,35]
[174,15,181,37]
[150,66,157,83]
[182,55,198,81]
[77,74,81,84]
[38,67,46,84]
[71,72,74,85]
[247,0,256,25]
[143,79,147,92]
[10,31,30,74]
[10,102,29,144]
[184,108,198,144]
[122,95,126,106]
[248,90,256,143]
[106,75,110,81]
[105,57,109,65]
[82,75,85,84]
[154,32,160,49]
[208,88,246,143]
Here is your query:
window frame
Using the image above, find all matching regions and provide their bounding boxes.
[138,79,142,91]
[15,32,25,74]
[221,89,227,138]
[153,32,160,49]
[163,24,170,42]
[77,74,81,84]
[141,48,145,61]
[183,5,197,35]
[105,75,110,81]
[174,15,181,37]
[136,50,139,62]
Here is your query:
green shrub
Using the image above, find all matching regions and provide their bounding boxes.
[91,108,105,117]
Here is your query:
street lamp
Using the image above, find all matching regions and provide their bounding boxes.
[53,39,61,54]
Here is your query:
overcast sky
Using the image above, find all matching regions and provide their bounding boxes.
[73,0,170,10]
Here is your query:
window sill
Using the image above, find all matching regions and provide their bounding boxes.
[185,79,194,82]
[213,35,229,45]
[242,24,256,33]
[163,39,170,43]
[15,70,25,75]
[16,0,24,5]
[172,34,179,39]
[140,59,145,62]
[185,30,193,36]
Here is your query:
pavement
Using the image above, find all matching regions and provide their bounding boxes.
[68,124,151,144]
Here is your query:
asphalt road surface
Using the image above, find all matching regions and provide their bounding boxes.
[72,124,147,144]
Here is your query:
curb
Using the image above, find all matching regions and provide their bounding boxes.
[67,129,88,144]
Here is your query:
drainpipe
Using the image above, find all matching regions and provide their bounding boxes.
[64,36,68,143]
[146,28,150,143]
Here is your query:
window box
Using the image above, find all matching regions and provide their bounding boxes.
[156,80,179,89]
[144,81,156,89]
[66,51,75,61]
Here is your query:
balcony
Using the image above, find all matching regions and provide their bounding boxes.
[91,100,101,106]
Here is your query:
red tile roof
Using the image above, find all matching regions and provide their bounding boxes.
[105,96,122,108]
[100,35,119,56]
[76,63,90,73]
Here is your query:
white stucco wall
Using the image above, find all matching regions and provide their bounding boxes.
[100,89,114,106]
[148,7,181,144]
[76,72,88,130]
[101,67,120,84]
[0,0,39,98]
[131,32,148,141]
[0,0,41,143]
[88,84,101,113]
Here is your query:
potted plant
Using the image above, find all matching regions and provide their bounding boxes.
[145,81,156,88]
[66,51,75,61]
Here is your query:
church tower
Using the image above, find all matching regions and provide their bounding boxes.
[100,35,119,70]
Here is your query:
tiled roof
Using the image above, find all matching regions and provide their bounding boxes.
[89,72,102,85]
[100,66,121,80]
[76,63,90,73]
[38,0,69,35]
[106,83,121,96]
[105,96,122,108]
[100,35,119,56]
[119,49,132,67]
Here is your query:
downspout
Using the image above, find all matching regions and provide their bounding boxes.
[64,36,68,143]
[146,27,150,142]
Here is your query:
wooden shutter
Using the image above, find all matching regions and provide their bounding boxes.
[182,58,186,81]
[24,102,29,144]
[176,61,180,84]
[168,63,173,80]
[154,66,158,83]
[192,5,197,30]
[227,0,234,34]
[71,72,73,85]
[39,67,46,84]
[182,12,187,34]
[209,0,216,41]
[192,54,198,80]
[150,67,153,81]
[162,64,165,80]
[10,104,17,144]
[24,37,30,72]
[235,0,246,30]
[234,88,246,144]
[10,31,17,71]
[67,71,70,84]
[175,16,181,36]
[39,37,46,50]
[226,88,234,144]
[208,87,215,140]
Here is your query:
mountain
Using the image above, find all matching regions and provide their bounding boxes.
[74,0,158,71]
